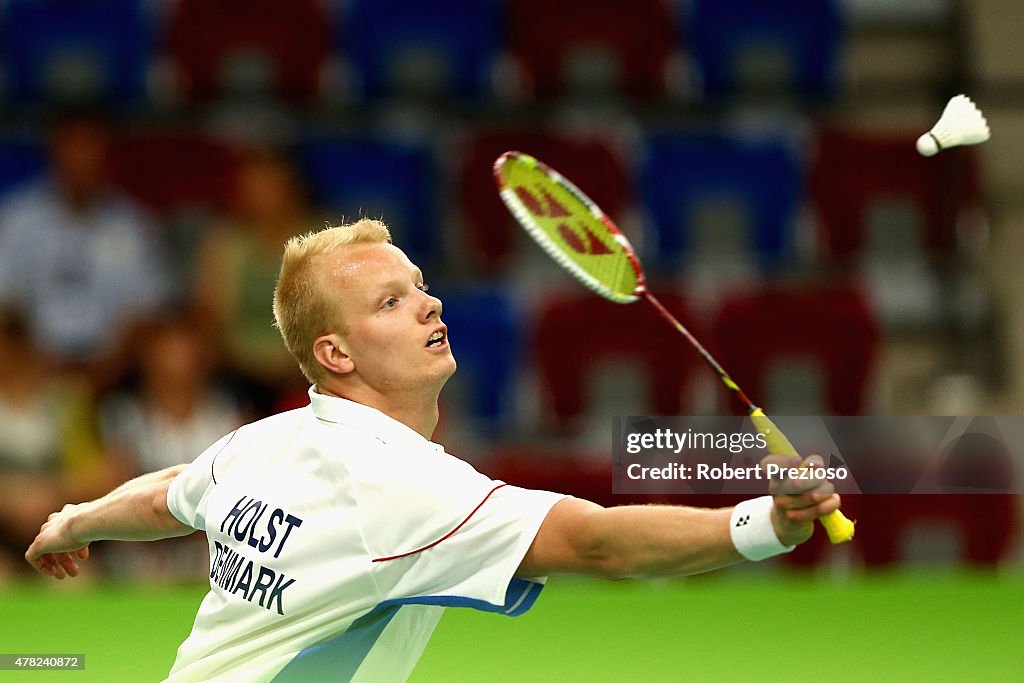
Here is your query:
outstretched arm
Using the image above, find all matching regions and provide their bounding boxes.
[25,465,193,580]
[517,455,840,580]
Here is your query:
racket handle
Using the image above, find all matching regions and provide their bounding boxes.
[749,409,855,544]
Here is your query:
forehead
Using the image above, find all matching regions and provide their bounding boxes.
[322,242,419,290]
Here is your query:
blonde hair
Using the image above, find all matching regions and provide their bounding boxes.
[273,219,392,382]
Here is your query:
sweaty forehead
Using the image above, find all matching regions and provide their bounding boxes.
[322,243,419,289]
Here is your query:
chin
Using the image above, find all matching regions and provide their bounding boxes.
[432,356,457,387]
[441,356,457,380]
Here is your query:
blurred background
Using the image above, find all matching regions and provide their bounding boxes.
[0,2,1021,675]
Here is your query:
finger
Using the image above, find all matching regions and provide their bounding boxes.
[786,507,820,524]
[773,490,835,511]
[46,557,66,579]
[39,552,66,578]
[24,543,46,569]
[818,493,841,516]
[44,555,66,579]
[76,547,90,561]
[26,551,46,574]
[57,552,80,578]
[770,476,831,496]
[766,455,834,495]
[802,454,826,469]
[773,480,835,503]
[50,558,66,580]
[785,494,842,523]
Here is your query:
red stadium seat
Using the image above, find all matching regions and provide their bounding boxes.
[164,0,331,102]
[109,131,240,215]
[532,291,699,428]
[809,128,983,267]
[458,130,629,271]
[506,0,676,99]
[712,285,879,416]
[853,494,1018,568]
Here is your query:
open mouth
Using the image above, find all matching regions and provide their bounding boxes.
[426,328,447,348]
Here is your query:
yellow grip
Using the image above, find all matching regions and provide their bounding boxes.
[749,409,855,544]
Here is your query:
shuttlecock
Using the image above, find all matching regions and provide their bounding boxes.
[916,94,990,157]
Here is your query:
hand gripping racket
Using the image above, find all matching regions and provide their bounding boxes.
[493,151,855,544]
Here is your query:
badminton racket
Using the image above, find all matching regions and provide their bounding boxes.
[493,151,854,544]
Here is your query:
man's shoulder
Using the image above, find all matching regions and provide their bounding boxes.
[234,405,313,440]
[229,404,386,455]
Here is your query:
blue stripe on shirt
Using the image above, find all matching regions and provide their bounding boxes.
[271,604,400,682]
[381,577,544,617]
[271,579,542,681]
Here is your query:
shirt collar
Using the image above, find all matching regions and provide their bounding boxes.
[308,385,436,451]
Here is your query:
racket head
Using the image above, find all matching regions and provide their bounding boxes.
[493,151,645,304]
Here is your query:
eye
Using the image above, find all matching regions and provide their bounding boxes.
[382,297,398,309]
[417,283,429,293]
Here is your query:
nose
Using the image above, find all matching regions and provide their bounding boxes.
[421,291,442,321]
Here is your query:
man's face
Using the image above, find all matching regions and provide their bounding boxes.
[51,119,110,197]
[325,242,455,394]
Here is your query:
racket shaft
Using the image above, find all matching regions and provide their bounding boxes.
[643,292,757,410]
[644,292,854,544]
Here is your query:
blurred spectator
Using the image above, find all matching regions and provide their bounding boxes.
[193,149,311,415]
[98,310,242,580]
[99,311,243,474]
[0,306,119,580]
[0,109,171,389]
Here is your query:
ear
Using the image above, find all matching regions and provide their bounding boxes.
[313,333,355,376]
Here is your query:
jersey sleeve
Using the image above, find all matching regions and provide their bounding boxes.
[166,430,236,530]
[365,466,567,617]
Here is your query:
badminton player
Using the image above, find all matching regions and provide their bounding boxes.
[26,220,841,682]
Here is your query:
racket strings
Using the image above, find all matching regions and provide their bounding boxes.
[500,160,639,301]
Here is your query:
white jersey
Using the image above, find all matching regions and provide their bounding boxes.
[165,387,565,682]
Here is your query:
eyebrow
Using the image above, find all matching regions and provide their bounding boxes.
[368,268,425,302]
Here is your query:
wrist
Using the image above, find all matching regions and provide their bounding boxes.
[729,496,795,561]
[64,503,93,546]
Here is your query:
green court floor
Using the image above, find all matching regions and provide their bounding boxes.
[1,573,1021,681]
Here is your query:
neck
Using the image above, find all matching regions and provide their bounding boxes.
[315,380,440,440]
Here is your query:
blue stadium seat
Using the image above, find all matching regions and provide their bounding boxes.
[297,136,439,265]
[686,0,844,101]
[640,132,803,272]
[342,0,502,100]
[435,285,520,434]
[0,0,152,105]
[0,136,45,200]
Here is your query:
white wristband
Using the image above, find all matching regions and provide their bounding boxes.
[729,496,795,561]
